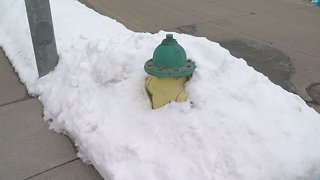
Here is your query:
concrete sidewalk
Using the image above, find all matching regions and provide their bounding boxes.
[0,49,103,180]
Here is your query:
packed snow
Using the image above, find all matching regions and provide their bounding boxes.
[1,0,320,179]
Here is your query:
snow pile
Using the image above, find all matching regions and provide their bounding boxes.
[1,0,320,179]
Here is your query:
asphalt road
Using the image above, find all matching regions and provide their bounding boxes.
[79,0,320,111]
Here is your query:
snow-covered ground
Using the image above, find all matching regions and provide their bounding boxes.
[1,0,320,179]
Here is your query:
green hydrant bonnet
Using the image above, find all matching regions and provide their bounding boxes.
[144,34,195,78]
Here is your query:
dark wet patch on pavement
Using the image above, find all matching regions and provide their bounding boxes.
[307,82,320,104]
[177,25,197,35]
[218,39,296,93]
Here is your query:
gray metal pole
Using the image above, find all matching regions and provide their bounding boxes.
[25,0,58,77]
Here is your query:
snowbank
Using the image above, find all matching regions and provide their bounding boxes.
[1,0,320,179]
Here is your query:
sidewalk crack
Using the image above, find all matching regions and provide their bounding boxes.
[0,96,34,108]
[24,158,79,180]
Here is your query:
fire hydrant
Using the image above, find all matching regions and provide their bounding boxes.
[144,34,195,109]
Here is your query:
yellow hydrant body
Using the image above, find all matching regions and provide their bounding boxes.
[144,34,195,109]
[146,76,188,109]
